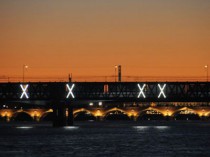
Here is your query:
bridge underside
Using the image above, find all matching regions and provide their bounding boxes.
[1,101,210,127]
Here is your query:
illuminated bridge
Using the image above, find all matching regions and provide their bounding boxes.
[0,82,209,126]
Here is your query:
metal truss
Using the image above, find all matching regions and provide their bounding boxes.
[0,82,209,102]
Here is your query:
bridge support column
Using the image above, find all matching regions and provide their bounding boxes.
[201,116,207,121]
[96,116,103,121]
[6,116,10,122]
[52,101,74,127]
[67,105,74,126]
[133,116,138,121]
[165,116,170,121]
[53,102,67,127]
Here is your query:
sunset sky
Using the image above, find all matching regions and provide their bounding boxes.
[0,0,209,81]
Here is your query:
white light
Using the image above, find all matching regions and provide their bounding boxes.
[89,102,93,106]
[66,84,75,98]
[158,84,166,98]
[99,102,102,106]
[63,126,78,130]
[154,126,169,130]
[20,84,29,99]
[133,126,149,130]
[16,126,33,129]
[3,105,6,108]
[205,65,208,68]
[137,84,146,98]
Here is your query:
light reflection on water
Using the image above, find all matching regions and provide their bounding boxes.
[16,126,33,129]
[133,126,170,131]
[63,126,79,130]
[0,121,209,157]
[133,126,150,130]
[154,126,169,129]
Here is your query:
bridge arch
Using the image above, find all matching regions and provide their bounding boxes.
[104,108,130,121]
[137,107,165,120]
[172,107,201,120]
[12,110,33,121]
[206,112,210,120]
[0,113,9,121]
[40,109,53,121]
[73,108,96,121]
[0,110,13,121]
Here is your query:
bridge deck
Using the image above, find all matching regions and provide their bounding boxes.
[0,82,209,103]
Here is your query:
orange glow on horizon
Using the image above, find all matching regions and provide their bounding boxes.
[0,1,209,82]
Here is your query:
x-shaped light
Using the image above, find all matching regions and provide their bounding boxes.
[137,84,146,98]
[20,84,29,99]
[66,84,75,98]
[158,84,166,98]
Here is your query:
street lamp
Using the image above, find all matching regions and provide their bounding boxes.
[115,65,118,82]
[204,65,208,82]
[23,65,28,82]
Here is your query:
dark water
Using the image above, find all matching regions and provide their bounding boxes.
[0,121,210,157]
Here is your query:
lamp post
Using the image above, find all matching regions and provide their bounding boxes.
[205,65,208,82]
[23,65,28,82]
[115,65,118,82]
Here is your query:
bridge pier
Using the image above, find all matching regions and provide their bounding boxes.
[6,116,10,122]
[67,105,74,126]
[96,116,104,121]
[52,101,74,127]
[53,102,67,127]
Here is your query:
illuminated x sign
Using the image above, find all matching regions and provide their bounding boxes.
[66,84,75,98]
[137,84,146,98]
[20,84,29,99]
[158,84,166,98]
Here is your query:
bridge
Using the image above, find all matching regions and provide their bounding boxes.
[0,82,209,126]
